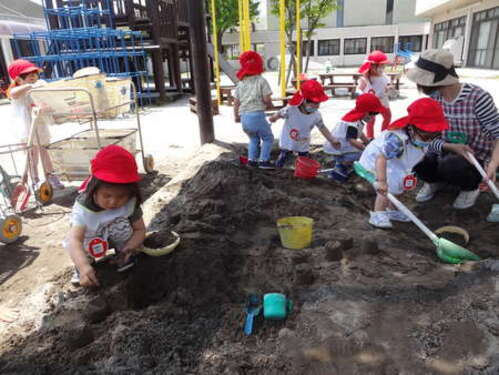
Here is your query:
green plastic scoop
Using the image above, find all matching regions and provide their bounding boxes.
[353,162,480,264]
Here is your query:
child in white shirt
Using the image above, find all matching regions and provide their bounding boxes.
[324,93,383,181]
[269,80,339,167]
[358,98,449,229]
[357,50,392,140]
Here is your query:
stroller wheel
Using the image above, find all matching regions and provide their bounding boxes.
[143,154,155,174]
[36,181,53,205]
[0,215,22,244]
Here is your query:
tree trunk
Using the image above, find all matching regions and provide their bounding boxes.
[305,34,312,72]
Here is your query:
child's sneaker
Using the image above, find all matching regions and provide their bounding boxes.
[48,174,65,190]
[117,257,136,272]
[248,160,259,168]
[259,161,275,170]
[369,211,393,229]
[385,210,411,222]
[70,267,80,285]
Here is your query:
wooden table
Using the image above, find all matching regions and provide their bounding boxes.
[219,85,236,106]
[319,72,402,93]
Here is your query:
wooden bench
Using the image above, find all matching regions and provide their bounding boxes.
[219,86,235,106]
[189,97,219,115]
[324,84,357,99]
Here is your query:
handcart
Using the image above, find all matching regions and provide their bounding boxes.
[30,73,154,181]
[0,142,51,244]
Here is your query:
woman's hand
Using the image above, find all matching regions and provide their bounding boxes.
[443,143,474,162]
[486,161,498,183]
[79,265,99,287]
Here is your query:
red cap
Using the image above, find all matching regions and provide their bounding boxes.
[289,79,329,106]
[358,50,391,73]
[91,145,140,183]
[342,93,384,122]
[389,98,449,132]
[237,51,264,80]
[8,59,42,80]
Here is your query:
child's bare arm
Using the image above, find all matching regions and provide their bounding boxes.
[317,120,340,149]
[374,154,388,195]
[263,94,273,110]
[269,112,282,123]
[349,138,366,151]
[233,98,241,123]
[357,77,367,92]
[360,133,369,144]
[68,226,99,287]
[120,218,146,263]
[9,84,33,100]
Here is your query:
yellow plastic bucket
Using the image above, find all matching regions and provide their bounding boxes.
[276,216,314,250]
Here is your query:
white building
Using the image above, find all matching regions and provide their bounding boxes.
[223,0,431,68]
[0,0,45,87]
[416,0,499,69]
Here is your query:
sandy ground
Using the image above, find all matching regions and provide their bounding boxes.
[0,68,498,374]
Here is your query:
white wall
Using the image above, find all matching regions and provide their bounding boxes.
[223,21,430,67]
[344,0,386,26]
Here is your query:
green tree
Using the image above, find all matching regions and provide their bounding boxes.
[208,0,260,54]
[270,0,338,78]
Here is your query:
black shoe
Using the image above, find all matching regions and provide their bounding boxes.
[259,161,275,170]
[248,161,259,168]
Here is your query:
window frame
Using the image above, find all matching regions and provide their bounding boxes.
[318,39,340,56]
[343,37,367,55]
[398,35,423,52]
[370,36,395,53]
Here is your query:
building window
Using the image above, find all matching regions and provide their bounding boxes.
[399,35,423,52]
[371,36,394,53]
[386,0,394,25]
[433,16,466,49]
[318,39,340,56]
[344,38,367,55]
[224,44,240,60]
[468,6,499,69]
[253,43,265,56]
[301,40,315,56]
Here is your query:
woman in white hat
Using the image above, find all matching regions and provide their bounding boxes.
[406,49,499,209]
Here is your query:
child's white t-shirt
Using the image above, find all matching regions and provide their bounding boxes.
[359,129,427,195]
[279,105,323,152]
[324,120,364,155]
[67,195,142,251]
[360,75,390,107]
[10,90,51,145]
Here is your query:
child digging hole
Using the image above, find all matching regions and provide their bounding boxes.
[64,145,146,287]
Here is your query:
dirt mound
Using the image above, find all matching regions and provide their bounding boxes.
[1,154,499,374]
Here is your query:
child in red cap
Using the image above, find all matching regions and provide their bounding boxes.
[357,50,393,140]
[7,59,64,190]
[234,51,274,169]
[324,93,384,181]
[65,145,145,287]
[358,98,449,229]
[269,79,339,168]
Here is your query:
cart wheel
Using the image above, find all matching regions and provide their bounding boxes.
[36,181,53,205]
[0,215,22,244]
[143,154,155,174]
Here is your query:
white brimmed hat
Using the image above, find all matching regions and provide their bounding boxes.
[406,49,459,87]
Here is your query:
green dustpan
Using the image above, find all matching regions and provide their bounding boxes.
[353,162,481,264]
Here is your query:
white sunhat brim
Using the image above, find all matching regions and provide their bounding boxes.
[406,65,459,87]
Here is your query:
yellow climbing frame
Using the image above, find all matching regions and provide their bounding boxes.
[210,0,221,102]
[239,0,251,52]
[279,0,286,97]
[296,0,301,90]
